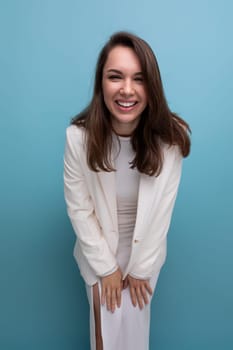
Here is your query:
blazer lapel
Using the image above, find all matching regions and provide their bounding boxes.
[97,170,118,231]
[134,173,158,237]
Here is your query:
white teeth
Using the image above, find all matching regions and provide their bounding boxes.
[117,101,136,107]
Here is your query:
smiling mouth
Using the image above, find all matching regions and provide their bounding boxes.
[116,101,138,108]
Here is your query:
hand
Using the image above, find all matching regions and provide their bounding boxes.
[124,275,152,309]
[101,268,123,313]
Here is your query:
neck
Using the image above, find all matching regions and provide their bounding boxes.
[114,131,132,137]
[112,126,134,138]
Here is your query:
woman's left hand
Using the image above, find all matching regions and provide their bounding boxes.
[123,275,152,309]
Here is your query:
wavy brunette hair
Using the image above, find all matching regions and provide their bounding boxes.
[72,31,191,176]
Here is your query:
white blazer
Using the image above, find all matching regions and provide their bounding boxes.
[64,125,183,286]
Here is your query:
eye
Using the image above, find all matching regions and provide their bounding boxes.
[108,75,122,80]
[134,76,144,82]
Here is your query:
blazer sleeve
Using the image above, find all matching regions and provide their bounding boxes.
[128,146,183,279]
[64,126,118,277]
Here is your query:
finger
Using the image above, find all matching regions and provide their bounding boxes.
[111,290,116,313]
[120,280,124,290]
[116,287,121,308]
[123,278,129,289]
[136,286,144,309]
[145,282,153,295]
[130,286,137,307]
[141,285,149,305]
[106,287,111,311]
[101,287,105,305]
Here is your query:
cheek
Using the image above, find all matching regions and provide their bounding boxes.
[102,82,111,99]
[102,85,114,111]
[141,88,148,104]
[103,85,117,105]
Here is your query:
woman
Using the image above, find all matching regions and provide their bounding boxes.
[64,31,190,350]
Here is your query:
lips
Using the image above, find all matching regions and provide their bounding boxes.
[116,100,138,108]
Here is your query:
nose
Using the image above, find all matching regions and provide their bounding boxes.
[120,79,135,96]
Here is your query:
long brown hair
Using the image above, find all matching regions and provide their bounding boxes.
[72,31,191,176]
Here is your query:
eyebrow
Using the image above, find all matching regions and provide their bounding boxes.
[106,69,143,75]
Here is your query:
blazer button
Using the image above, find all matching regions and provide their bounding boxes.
[134,239,139,243]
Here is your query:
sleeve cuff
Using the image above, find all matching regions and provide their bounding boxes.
[99,265,119,277]
[128,272,151,280]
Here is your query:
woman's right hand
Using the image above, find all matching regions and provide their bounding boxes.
[101,268,123,313]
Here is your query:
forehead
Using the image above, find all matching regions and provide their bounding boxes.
[103,45,142,72]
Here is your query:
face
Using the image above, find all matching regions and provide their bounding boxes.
[102,45,147,136]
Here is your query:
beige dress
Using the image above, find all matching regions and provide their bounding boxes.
[86,135,160,350]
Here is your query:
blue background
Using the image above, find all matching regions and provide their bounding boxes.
[1,0,232,349]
